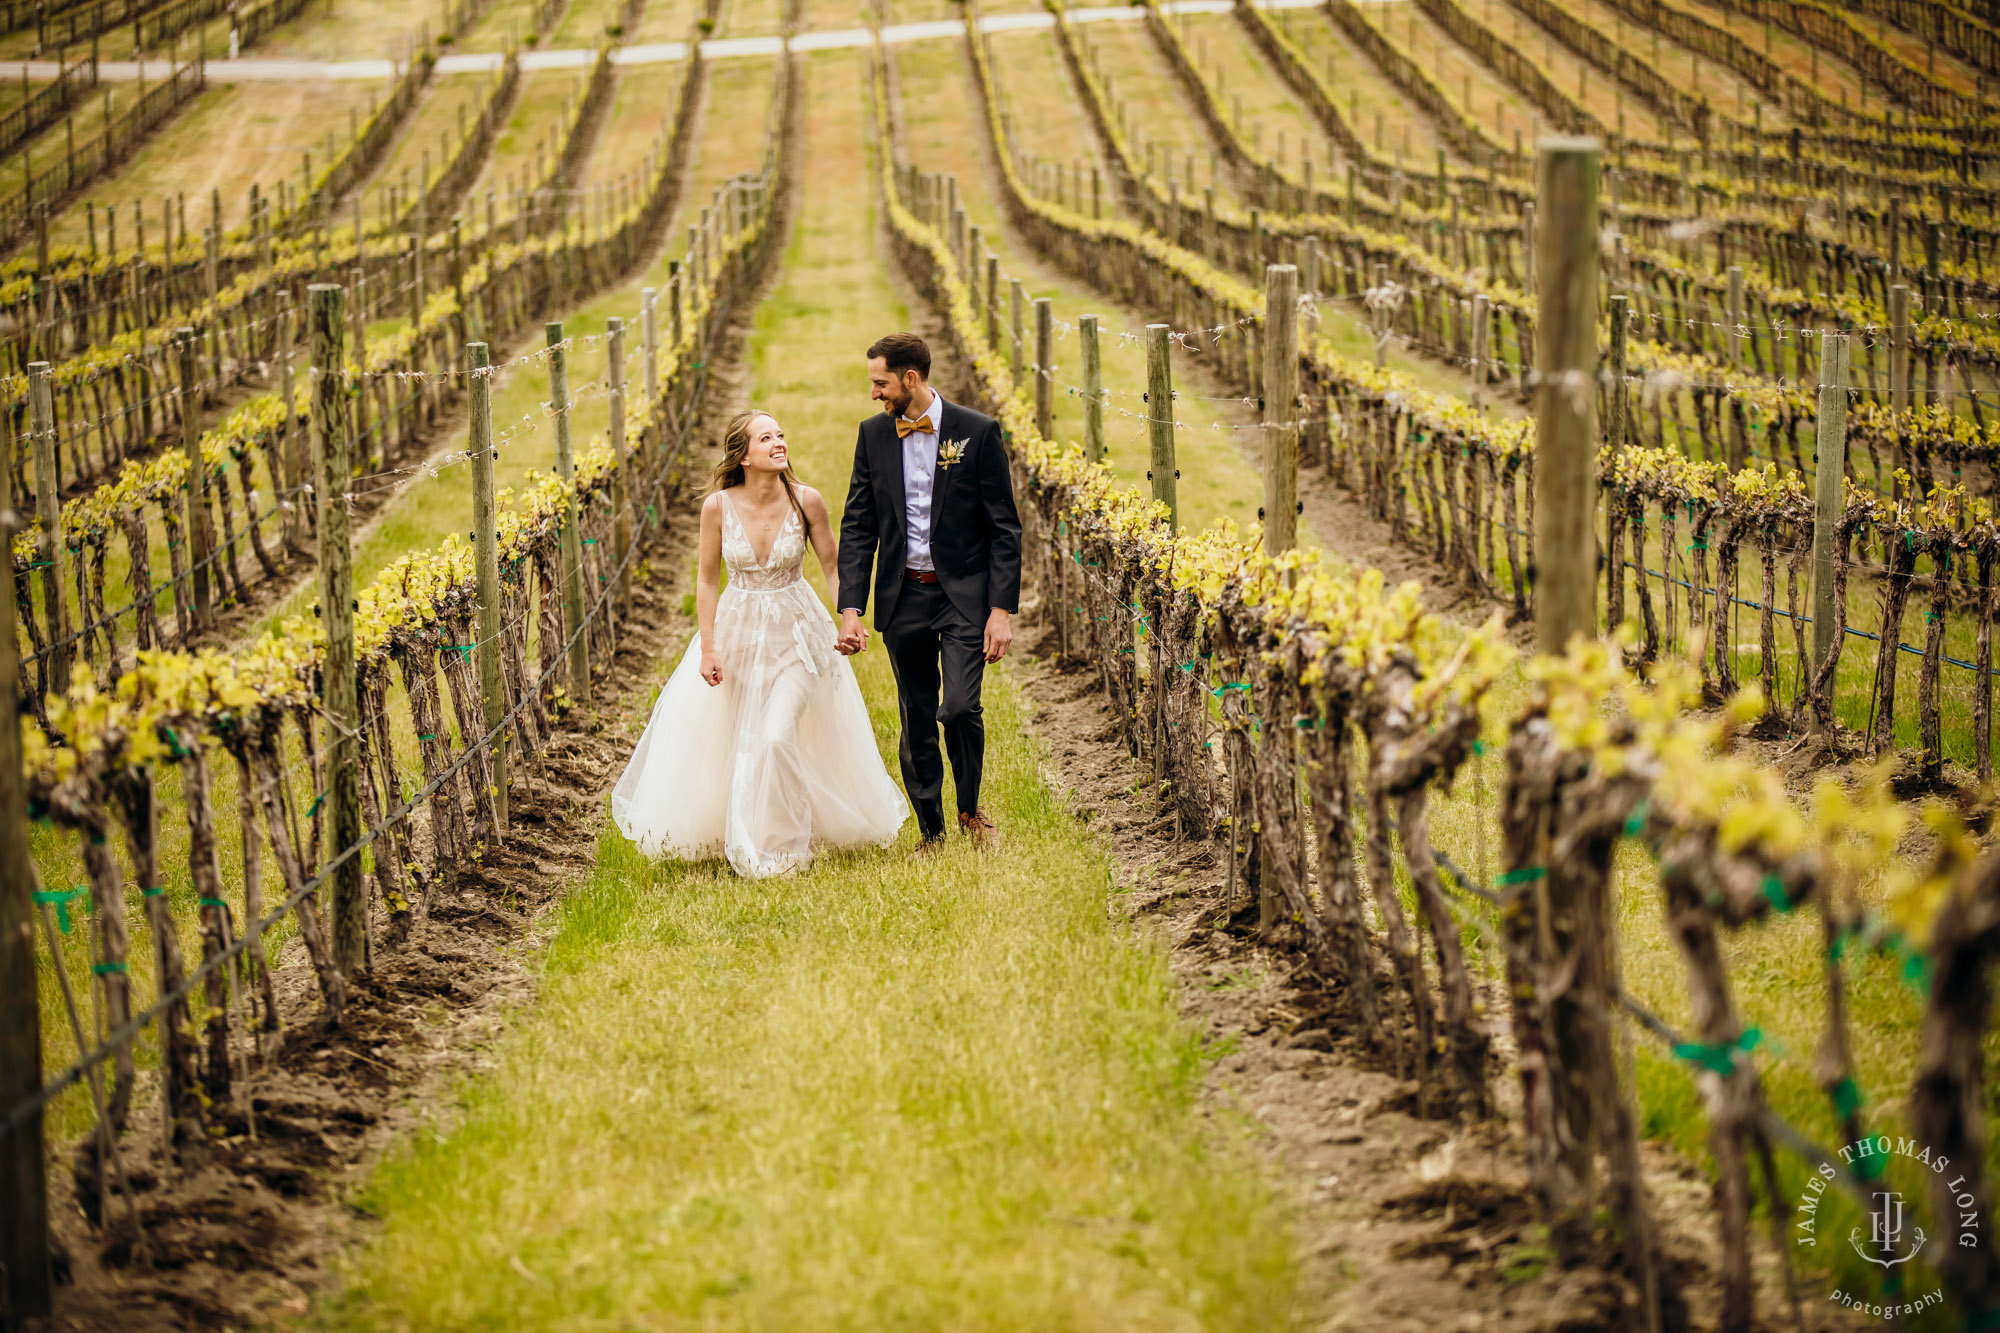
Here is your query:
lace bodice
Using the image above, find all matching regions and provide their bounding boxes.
[611,484,909,878]
[718,489,807,592]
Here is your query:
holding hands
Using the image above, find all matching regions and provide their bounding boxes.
[836,608,869,656]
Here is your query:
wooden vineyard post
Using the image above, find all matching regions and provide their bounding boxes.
[1081,313,1104,464]
[1369,262,1389,371]
[1811,332,1850,691]
[27,362,67,696]
[0,481,50,1322]
[1263,264,1299,556]
[1725,266,1746,469]
[609,316,632,612]
[347,269,369,471]
[1522,201,1535,292]
[1526,148,1661,1333]
[984,253,1000,352]
[1470,292,1490,409]
[1260,264,1301,941]
[1147,324,1177,529]
[1606,293,1627,626]
[309,283,366,979]
[176,329,214,630]
[469,341,507,834]
[641,287,660,431]
[1034,297,1053,441]
[1533,138,1599,655]
[1889,282,1911,489]
[278,291,302,553]
[548,321,590,703]
[412,196,427,321]
[449,217,465,344]
[204,229,221,395]
[1009,279,1025,387]
[669,266,684,360]
[1725,264,1744,373]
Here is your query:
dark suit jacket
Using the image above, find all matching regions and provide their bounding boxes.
[837,396,1022,633]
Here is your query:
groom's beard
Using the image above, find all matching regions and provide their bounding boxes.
[880,385,912,418]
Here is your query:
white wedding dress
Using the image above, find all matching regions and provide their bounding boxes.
[612,489,909,877]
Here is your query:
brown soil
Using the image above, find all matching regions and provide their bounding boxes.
[1010,643,1880,1333]
[34,242,773,1333]
[40,454,704,1333]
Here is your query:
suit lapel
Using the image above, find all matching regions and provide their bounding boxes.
[878,413,907,544]
[929,397,957,515]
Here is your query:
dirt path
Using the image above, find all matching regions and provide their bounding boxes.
[1003,631,1880,1333]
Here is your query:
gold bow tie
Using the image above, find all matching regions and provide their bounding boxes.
[893,414,928,439]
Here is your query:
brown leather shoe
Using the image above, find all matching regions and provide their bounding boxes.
[913,836,946,861]
[958,809,1000,851]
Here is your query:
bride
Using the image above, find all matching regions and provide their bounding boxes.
[611,410,909,877]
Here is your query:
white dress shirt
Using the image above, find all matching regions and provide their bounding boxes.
[899,392,944,571]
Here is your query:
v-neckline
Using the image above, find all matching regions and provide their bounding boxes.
[726,490,794,568]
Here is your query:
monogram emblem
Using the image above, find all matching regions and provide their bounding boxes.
[1850,1191,1927,1269]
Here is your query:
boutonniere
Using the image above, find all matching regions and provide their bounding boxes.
[936,437,967,469]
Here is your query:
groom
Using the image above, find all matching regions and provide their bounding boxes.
[836,332,1022,855]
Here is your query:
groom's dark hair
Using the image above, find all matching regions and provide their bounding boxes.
[866,332,930,381]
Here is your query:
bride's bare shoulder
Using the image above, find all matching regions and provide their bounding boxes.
[796,485,831,521]
[700,490,730,521]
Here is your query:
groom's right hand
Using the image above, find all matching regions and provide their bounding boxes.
[837,608,868,655]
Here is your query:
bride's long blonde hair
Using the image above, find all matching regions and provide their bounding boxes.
[707,409,806,529]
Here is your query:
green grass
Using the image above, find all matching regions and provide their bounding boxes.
[1267,8,1450,167]
[324,48,1302,1331]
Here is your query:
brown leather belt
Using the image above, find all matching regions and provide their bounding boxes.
[903,568,940,585]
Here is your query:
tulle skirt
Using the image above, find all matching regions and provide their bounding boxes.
[610,578,909,878]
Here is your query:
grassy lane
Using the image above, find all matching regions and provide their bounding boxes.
[1670,0,1881,107]
[984,27,1122,221]
[1536,0,1785,128]
[718,0,786,37]
[584,63,692,183]
[358,70,505,206]
[1175,12,1332,175]
[246,0,436,61]
[326,46,1302,1331]
[799,0,867,29]
[551,0,631,48]
[627,0,703,44]
[1264,7,1449,166]
[1071,18,1247,209]
[1366,0,1671,141]
[466,68,599,208]
[1247,2,1544,151]
[460,0,545,54]
[39,77,387,245]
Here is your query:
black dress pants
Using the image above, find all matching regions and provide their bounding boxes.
[883,579,985,841]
